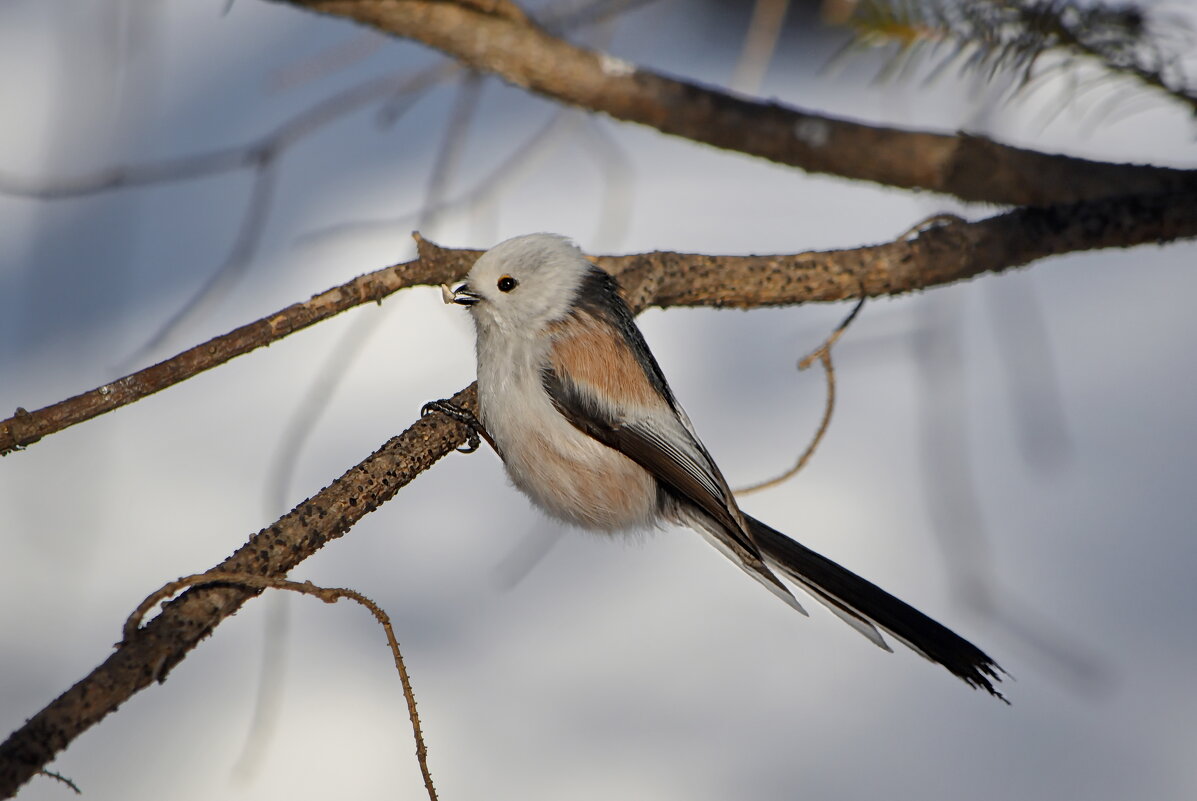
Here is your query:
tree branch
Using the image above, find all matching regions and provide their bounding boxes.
[282,0,1197,205]
[0,237,475,456]
[5,190,1196,456]
[0,385,478,799]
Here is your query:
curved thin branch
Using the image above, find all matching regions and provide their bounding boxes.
[125,573,438,801]
[0,65,453,200]
[735,294,864,496]
[4,190,1197,456]
[284,0,1197,205]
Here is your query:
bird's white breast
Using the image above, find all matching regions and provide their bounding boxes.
[475,329,658,532]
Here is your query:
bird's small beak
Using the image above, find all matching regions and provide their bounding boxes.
[441,282,481,306]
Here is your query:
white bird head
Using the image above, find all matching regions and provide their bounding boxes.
[447,233,592,336]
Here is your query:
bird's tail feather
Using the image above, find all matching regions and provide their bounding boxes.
[746,515,1007,700]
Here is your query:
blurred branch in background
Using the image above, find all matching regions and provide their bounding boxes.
[911,296,1108,693]
[984,273,1073,473]
[235,72,487,776]
[733,0,792,93]
[0,63,456,361]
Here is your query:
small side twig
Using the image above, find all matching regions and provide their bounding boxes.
[125,572,438,801]
[36,771,80,795]
[898,212,966,241]
[736,293,865,496]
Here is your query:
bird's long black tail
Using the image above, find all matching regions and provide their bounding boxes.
[746,515,1006,701]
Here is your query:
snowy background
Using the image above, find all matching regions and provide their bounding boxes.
[1,1,1195,799]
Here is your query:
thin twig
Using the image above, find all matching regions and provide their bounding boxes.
[735,294,865,496]
[248,71,485,770]
[266,71,487,511]
[269,31,387,91]
[125,572,437,801]
[0,64,453,368]
[897,212,966,240]
[36,771,80,795]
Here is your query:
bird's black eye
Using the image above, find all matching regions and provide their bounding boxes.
[497,275,518,293]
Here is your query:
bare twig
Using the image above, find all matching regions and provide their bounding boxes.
[230,591,291,782]
[247,68,486,772]
[736,294,865,496]
[984,274,1072,472]
[36,771,80,795]
[578,116,635,247]
[245,73,484,763]
[126,572,438,801]
[269,31,387,91]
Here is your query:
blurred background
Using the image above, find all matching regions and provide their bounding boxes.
[1,1,1196,799]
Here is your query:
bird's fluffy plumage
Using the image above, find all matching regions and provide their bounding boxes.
[451,233,1005,699]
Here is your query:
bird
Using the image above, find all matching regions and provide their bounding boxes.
[431,233,1005,699]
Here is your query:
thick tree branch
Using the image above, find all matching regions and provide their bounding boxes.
[603,190,1197,309]
[282,0,1197,205]
[0,385,478,799]
[5,190,1196,456]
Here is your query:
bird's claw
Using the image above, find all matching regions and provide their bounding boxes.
[421,399,484,453]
